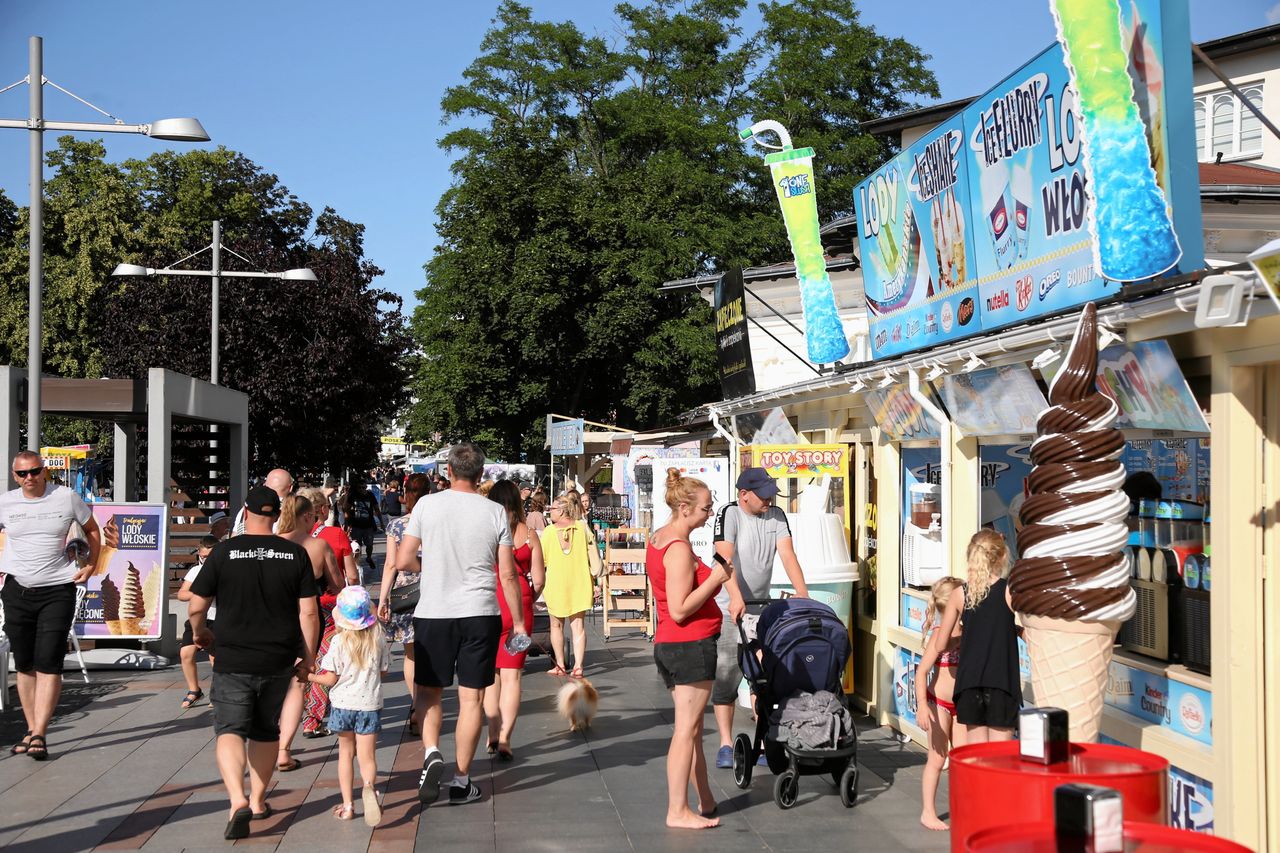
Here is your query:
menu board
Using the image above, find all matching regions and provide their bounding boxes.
[854,0,1202,359]
[937,364,1047,436]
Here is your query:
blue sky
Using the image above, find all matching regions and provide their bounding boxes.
[1,1,1275,312]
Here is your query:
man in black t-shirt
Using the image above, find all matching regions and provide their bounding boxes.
[189,485,319,841]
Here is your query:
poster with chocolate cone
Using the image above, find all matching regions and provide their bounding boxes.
[77,503,169,639]
[1009,301,1135,742]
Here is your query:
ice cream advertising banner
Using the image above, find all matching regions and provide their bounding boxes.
[1169,765,1214,834]
[857,115,981,359]
[648,458,733,566]
[892,644,922,721]
[937,364,1047,436]
[855,0,1202,359]
[979,444,1035,559]
[80,503,168,639]
[865,384,942,442]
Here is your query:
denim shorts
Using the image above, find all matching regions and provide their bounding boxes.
[328,707,382,735]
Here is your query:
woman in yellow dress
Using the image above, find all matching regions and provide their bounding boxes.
[540,493,594,677]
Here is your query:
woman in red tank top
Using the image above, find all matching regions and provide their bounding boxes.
[647,468,734,831]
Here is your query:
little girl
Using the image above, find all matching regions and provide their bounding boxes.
[913,576,964,831]
[308,586,391,825]
[931,530,1021,749]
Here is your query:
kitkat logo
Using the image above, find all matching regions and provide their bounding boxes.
[1015,275,1033,311]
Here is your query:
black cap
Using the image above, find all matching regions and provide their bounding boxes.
[736,467,779,499]
[245,485,282,516]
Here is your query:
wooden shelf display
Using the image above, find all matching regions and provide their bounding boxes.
[602,528,652,638]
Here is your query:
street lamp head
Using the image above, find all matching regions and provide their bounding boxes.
[146,117,211,142]
[111,263,152,277]
[280,268,318,282]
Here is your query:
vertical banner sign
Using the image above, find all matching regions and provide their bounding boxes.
[854,0,1201,359]
[79,503,169,639]
[742,123,850,364]
[549,418,585,456]
[714,267,756,398]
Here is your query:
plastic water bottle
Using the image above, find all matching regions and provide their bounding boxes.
[505,632,532,655]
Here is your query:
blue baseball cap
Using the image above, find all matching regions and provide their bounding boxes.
[736,467,779,499]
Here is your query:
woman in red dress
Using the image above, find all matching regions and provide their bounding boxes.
[483,480,546,761]
[647,468,734,830]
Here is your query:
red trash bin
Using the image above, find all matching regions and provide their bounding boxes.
[965,820,1253,851]
[948,741,1168,852]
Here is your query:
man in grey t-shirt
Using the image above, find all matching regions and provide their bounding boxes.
[710,467,809,769]
[396,442,525,807]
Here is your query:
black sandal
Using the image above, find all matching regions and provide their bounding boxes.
[224,806,252,840]
[180,689,203,709]
[26,735,48,761]
[10,732,32,755]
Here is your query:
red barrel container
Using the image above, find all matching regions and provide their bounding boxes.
[965,821,1253,852]
[948,741,1168,852]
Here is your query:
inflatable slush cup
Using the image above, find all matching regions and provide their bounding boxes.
[741,121,850,364]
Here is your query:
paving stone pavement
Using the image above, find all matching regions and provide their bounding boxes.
[0,532,952,852]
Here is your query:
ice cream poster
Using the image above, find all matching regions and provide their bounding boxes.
[937,364,1047,437]
[978,444,1035,560]
[1169,765,1214,834]
[854,0,1202,359]
[78,503,169,639]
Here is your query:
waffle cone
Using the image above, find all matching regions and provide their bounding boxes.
[1022,615,1120,742]
[92,546,117,577]
[116,618,145,636]
[105,619,124,635]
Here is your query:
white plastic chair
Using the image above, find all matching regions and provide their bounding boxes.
[69,584,89,684]
[0,591,10,711]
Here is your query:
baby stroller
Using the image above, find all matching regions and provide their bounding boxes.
[731,597,858,809]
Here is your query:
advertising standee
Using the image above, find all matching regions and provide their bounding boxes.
[80,503,169,640]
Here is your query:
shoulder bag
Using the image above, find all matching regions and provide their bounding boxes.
[389,576,420,615]
[584,522,605,579]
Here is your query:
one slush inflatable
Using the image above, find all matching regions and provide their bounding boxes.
[1051,0,1181,281]
[741,121,850,364]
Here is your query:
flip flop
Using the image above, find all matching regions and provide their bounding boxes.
[548,665,567,677]
[332,803,354,821]
[180,689,203,709]
[362,785,382,827]
[277,757,301,772]
[26,735,48,761]
[10,733,32,755]
[224,806,253,840]
[251,804,273,821]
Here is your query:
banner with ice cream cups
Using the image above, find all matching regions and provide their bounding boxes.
[854,0,1202,360]
[78,503,169,639]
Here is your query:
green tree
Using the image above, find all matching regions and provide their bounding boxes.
[409,0,938,459]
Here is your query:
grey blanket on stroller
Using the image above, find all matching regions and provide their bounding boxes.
[770,690,852,750]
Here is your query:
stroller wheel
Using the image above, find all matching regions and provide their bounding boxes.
[839,766,859,808]
[731,733,753,789]
[773,770,799,809]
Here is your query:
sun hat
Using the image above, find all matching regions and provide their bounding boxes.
[333,585,377,631]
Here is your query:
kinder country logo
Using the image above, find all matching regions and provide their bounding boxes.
[1178,693,1206,735]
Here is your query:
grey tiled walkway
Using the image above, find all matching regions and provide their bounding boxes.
[0,536,949,851]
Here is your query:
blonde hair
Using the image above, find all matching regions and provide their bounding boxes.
[477,480,495,497]
[557,491,584,521]
[923,576,965,642]
[965,529,1010,609]
[663,467,708,514]
[332,620,386,672]
[277,495,313,534]
[297,487,328,520]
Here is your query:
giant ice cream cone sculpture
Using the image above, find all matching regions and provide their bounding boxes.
[1010,302,1135,741]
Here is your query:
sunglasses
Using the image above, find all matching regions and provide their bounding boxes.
[13,467,43,479]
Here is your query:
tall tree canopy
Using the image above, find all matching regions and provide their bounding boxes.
[410,0,937,459]
[0,139,411,477]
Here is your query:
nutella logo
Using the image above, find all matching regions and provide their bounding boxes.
[987,290,1010,311]
[1015,275,1033,311]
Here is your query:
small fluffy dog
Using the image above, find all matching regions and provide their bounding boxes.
[556,678,598,732]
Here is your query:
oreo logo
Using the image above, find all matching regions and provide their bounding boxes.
[1038,270,1061,301]
[958,297,975,326]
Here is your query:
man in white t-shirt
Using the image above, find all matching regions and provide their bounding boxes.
[395,442,526,807]
[0,450,101,759]
[231,468,293,536]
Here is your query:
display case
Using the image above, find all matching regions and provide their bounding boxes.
[601,527,652,639]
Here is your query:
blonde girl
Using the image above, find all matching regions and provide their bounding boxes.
[540,493,593,677]
[308,586,391,825]
[913,576,964,831]
[926,529,1021,753]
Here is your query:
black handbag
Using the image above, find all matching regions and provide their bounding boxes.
[388,578,420,615]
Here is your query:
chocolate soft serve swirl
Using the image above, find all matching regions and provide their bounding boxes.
[1010,303,1136,622]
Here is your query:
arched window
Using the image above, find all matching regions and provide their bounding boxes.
[1212,93,1235,158]
[1239,85,1264,155]
[1194,98,1207,160]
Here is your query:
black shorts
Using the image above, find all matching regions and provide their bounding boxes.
[180,619,216,650]
[654,635,719,690]
[1,579,77,674]
[210,669,295,742]
[413,616,502,689]
[955,686,1019,729]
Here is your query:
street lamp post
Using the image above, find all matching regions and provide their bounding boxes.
[111,221,317,385]
[0,35,210,450]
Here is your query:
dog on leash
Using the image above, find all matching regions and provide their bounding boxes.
[556,678,598,732]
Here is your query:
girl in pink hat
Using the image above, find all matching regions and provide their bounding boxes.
[307,586,390,825]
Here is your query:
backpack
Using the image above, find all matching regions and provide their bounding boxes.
[348,495,374,525]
